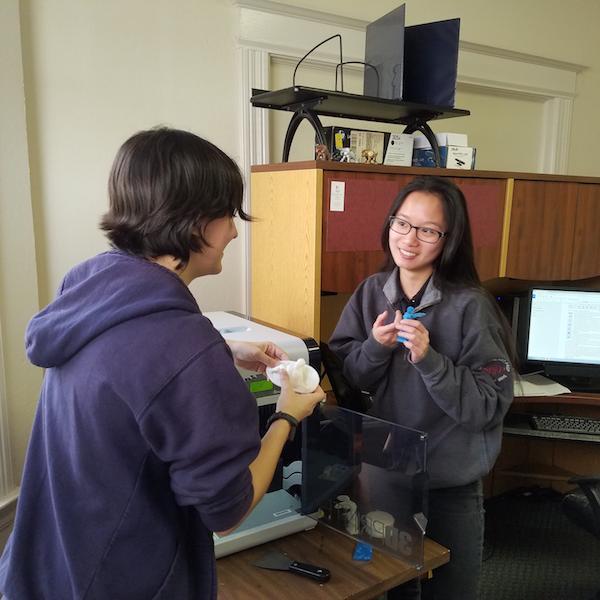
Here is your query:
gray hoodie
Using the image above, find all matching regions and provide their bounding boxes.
[329,269,514,489]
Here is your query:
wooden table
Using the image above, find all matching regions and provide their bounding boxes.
[217,525,449,599]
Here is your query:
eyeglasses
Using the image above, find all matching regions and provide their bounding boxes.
[388,217,447,244]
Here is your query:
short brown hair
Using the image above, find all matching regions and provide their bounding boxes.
[100,127,250,267]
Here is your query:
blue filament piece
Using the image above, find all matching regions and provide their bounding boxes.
[397,305,427,343]
[352,541,373,561]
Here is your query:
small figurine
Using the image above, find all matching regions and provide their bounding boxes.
[315,143,331,161]
[339,147,355,162]
[334,495,360,535]
[361,148,378,164]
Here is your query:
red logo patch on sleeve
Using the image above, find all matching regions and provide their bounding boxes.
[480,359,511,383]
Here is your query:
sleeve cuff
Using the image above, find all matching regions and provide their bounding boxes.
[192,469,254,532]
[411,346,445,378]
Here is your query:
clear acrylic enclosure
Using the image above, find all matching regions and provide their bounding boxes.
[301,404,428,568]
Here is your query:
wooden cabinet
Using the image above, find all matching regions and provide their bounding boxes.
[319,171,508,293]
[451,176,507,282]
[320,171,411,294]
[504,180,600,280]
[571,183,600,279]
[250,167,323,339]
[249,162,600,340]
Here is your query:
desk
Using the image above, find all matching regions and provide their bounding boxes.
[490,393,600,496]
[217,525,449,600]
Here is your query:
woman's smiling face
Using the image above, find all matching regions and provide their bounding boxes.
[388,190,447,279]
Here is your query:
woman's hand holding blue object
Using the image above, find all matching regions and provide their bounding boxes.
[276,371,326,422]
[372,310,402,348]
[228,340,288,373]
[396,319,430,363]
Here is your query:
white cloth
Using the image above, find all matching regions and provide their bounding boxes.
[266,358,319,394]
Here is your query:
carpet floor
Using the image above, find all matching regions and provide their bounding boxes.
[480,487,600,600]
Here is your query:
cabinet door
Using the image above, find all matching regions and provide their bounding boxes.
[321,172,507,290]
[571,183,600,280]
[451,177,506,282]
[506,180,578,280]
[250,169,322,339]
[321,171,412,293]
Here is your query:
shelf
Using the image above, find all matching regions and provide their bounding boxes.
[250,86,469,124]
[503,425,600,444]
[497,462,577,482]
[513,393,600,407]
[503,412,600,443]
[250,86,470,164]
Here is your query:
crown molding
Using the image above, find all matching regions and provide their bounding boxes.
[459,41,587,73]
[233,0,367,31]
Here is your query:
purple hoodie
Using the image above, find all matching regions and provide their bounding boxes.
[0,251,260,599]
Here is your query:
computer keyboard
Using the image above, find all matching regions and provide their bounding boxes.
[529,414,600,436]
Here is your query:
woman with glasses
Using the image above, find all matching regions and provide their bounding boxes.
[329,176,514,600]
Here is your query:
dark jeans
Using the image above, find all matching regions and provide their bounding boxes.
[387,479,485,600]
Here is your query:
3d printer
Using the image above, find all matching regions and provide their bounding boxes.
[204,312,320,558]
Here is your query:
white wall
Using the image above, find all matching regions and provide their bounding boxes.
[0,0,43,488]
[3,0,600,485]
[3,0,250,485]
[20,0,247,310]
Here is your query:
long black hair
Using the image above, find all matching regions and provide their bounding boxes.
[380,176,479,292]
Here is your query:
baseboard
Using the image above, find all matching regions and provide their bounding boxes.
[0,493,17,553]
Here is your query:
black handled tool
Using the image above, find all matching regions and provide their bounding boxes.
[253,551,331,582]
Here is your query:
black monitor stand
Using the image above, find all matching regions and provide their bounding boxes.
[250,86,470,164]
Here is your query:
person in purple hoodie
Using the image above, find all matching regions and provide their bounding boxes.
[0,128,325,600]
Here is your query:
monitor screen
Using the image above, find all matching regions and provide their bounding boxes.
[518,287,600,390]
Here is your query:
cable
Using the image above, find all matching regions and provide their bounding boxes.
[335,61,380,95]
[293,34,344,89]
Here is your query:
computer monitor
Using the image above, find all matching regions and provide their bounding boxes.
[516,287,600,391]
